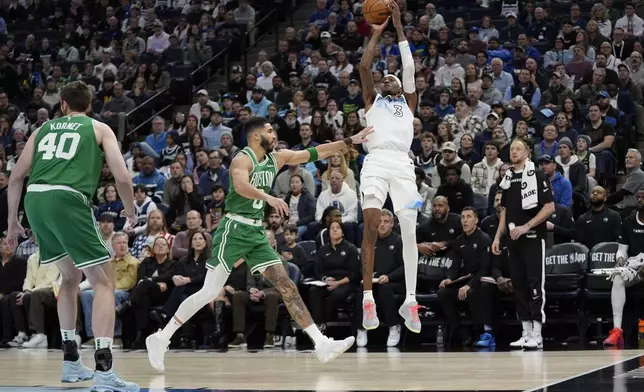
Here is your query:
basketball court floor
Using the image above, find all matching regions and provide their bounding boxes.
[0,347,643,392]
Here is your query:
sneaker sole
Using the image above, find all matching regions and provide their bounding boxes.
[145,335,166,373]
[91,385,140,392]
[403,321,421,334]
[318,337,355,364]
[62,374,94,383]
[228,343,247,348]
[362,320,379,330]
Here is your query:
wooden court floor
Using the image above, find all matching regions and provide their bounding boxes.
[0,348,643,391]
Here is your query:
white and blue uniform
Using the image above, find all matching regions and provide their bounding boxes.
[361,94,421,213]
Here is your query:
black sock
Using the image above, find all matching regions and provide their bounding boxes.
[62,340,80,362]
[95,348,113,372]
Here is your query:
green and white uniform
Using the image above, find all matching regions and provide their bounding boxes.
[207,146,282,274]
[24,115,111,268]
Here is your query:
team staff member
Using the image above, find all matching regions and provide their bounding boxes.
[492,139,555,350]
[575,186,621,250]
[546,203,575,245]
[355,210,405,348]
[438,207,492,347]
[416,196,462,290]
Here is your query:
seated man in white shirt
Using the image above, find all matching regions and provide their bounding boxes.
[314,171,359,244]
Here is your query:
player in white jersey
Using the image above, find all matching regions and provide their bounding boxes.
[358,2,423,337]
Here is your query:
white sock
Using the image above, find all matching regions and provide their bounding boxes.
[95,337,113,350]
[522,321,533,335]
[61,329,75,342]
[363,290,374,302]
[612,275,626,330]
[304,324,326,347]
[398,210,418,302]
[533,321,542,337]
[159,265,230,341]
[17,331,27,339]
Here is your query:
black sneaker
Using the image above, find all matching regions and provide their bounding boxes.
[263,333,275,348]
[228,333,247,348]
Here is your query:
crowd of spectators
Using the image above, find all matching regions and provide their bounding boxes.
[1,0,644,350]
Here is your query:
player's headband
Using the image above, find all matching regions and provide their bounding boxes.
[383,74,402,87]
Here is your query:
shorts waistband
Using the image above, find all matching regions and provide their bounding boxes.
[226,213,263,227]
[27,184,82,195]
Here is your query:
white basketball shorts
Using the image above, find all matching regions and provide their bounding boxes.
[360,150,422,213]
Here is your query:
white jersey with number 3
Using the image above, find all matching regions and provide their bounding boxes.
[364,94,414,153]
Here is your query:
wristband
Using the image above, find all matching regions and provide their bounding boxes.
[306,147,319,162]
[343,137,353,146]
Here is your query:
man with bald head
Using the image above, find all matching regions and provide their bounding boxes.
[416,196,462,290]
[490,58,514,93]
[171,210,213,259]
[576,186,622,249]
[468,85,491,119]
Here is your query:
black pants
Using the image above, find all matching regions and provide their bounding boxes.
[507,236,546,323]
[162,285,201,317]
[0,294,14,339]
[308,284,357,324]
[354,282,405,328]
[438,282,477,330]
[129,280,170,332]
[4,291,31,335]
[475,282,506,329]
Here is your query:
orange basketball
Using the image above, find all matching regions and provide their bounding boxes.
[363,0,392,25]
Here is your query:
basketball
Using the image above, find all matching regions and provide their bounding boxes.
[363,0,392,25]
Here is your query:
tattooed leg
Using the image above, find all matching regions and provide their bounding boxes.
[262,264,314,328]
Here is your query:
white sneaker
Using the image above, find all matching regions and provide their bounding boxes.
[145,331,170,373]
[22,333,48,349]
[8,333,27,347]
[524,334,543,350]
[356,329,368,347]
[509,331,529,349]
[387,325,401,347]
[314,336,355,363]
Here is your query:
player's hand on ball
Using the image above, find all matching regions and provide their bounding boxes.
[350,126,375,144]
[266,195,289,217]
[372,16,390,33]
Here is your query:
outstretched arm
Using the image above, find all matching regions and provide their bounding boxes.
[275,126,373,168]
[359,16,390,112]
[391,1,417,111]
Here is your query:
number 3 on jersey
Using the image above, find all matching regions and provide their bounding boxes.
[38,132,81,160]
[393,105,403,117]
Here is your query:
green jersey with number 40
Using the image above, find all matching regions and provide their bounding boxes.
[225,146,278,221]
[28,115,103,198]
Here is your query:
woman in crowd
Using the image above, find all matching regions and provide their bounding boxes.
[464,64,482,94]
[284,174,317,241]
[157,231,211,348]
[166,175,203,233]
[181,115,200,152]
[562,97,586,131]
[457,133,480,166]
[131,209,174,259]
[343,111,363,137]
[311,110,333,143]
[160,131,184,169]
[479,16,499,42]
[436,122,455,151]
[575,135,596,179]
[308,220,360,329]
[118,236,176,349]
[95,183,125,230]
[330,51,354,78]
[449,78,466,105]
[168,112,187,134]
[553,112,579,144]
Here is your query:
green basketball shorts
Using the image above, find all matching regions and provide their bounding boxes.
[207,214,282,274]
[25,184,111,269]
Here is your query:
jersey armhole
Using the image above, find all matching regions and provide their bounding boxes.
[364,93,382,116]
[240,149,256,170]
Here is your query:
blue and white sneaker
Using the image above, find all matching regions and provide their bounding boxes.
[61,359,94,383]
[91,370,140,392]
[474,332,496,348]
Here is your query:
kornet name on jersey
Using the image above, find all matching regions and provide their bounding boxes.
[365,94,414,153]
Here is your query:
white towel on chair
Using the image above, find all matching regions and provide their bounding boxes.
[499,160,539,210]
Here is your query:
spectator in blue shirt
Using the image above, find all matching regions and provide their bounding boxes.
[538,154,573,207]
[198,150,230,198]
[309,0,332,28]
[380,31,400,59]
[142,116,167,158]
[244,87,272,117]
[133,156,167,203]
[202,111,232,151]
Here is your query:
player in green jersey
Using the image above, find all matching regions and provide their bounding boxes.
[6,81,139,392]
[146,117,373,372]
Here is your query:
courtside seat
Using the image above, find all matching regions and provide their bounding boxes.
[585,242,619,299]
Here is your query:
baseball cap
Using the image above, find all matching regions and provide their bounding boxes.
[252,86,265,93]
[551,71,562,78]
[289,71,299,77]
[618,63,631,72]
[222,92,237,100]
[506,12,517,18]
[597,91,610,98]
[537,154,554,163]
[231,65,243,73]
[349,79,360,85]
[196,89,209,96]
[98,213,114,222]
[470,27,479,34]
[481,73,493,81]
[321,31,331,39]
[441,141,457,152]
[487,112,499,120]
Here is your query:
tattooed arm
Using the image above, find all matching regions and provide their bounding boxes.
[262,263,314,329]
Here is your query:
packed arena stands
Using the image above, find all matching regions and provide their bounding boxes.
[2,0,644,351]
